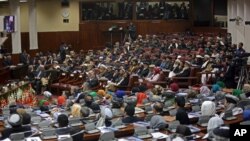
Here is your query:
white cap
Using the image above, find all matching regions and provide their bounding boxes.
[177,55,182,59]
[196,55,204,58]
[204,55,210,58]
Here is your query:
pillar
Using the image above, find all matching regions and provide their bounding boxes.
[9,0,21,54]
[29,0,38,50]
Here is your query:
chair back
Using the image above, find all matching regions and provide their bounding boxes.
[69,118,83,127]
[111,118,124,127]
[38,120,51,128]
[10,132,25,141]
[197,115,210,126]
[40,128,57,139]
[192,105,201,112]
[99,131,116,141]
[168,120,180,132]
[134,126,148,136]
[85,123,96,131]
[31,116,42,125]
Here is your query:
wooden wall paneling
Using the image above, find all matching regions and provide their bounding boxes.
[38,32,59,53]
[21,32,30,53]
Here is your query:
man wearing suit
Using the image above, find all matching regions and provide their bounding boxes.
[19,50,28,65]
[138,63,149,78]
[34,65,46,94]
[175,61,191,77]
[86,70,99,88]
[2,55,12,67]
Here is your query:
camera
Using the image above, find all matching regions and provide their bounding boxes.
[232,52,250,66]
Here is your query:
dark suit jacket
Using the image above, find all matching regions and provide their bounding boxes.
[122,116,141,124]
[0,126,32,140]
[176,107,190,125]
[57,126,83,141]
[118,76,129,87]
[87,78,99,88]
[140,68,149,77]
[175,68,191,77]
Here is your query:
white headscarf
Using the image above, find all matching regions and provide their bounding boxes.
[201,101,216,116]
[200,86,211,96]
[96,106,113,127]
[207,117,224,132]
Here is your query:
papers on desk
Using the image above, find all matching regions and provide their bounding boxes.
[0,116,4,121]
[188,112,201,119]
[176,93,188,97]
[206,96,215,101]
[118,136,143,141]
[135,107,145,114]
[133,121,150,127]
[26,137,42,141]
[1,138,11,141]
[39,113,50,118]
[98,126,118,133]
[58,134,71,140]
[189,99,199,104]
[187,125,201,133]
[151,132,169,139]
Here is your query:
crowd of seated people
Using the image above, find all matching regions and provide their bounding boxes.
[137,1,189,20]
[0,31,249,140]
[2,76,249,140]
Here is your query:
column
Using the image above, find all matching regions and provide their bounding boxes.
[9,0,21,54]
[245,0,250,21]
[29,0,38,50]
[237,0,244,19]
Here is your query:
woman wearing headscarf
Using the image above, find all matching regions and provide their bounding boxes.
[200,85,211,96]
[70,103,82,118]
[201,101,216,116]
[96,106,113,127]
[97,89,111,105]
[136,91,147,106]
[211,84,221,93]
[145,67,161,82]
[243,84,250,98]
[205,117,224,140]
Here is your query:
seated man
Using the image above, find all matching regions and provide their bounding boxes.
[0,114,32,140]
[175,61,191,77]
[122,105,141,124]
[150,102,168,130]
[56,114,83,141]
[175,96,190,125]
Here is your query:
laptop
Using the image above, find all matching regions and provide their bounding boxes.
[197,115,210,127]
[192,105,201,112]
[168,121,180,133]
[144,104,153,114]
[111,118,127,129]
[40,128,57,139]
[85,123,100,134]
[223,110,237,120]
[134,127,152,139]
[69,118,83,127]
[31,116,42,125]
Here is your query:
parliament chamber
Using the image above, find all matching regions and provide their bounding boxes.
[0,0,250,141]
